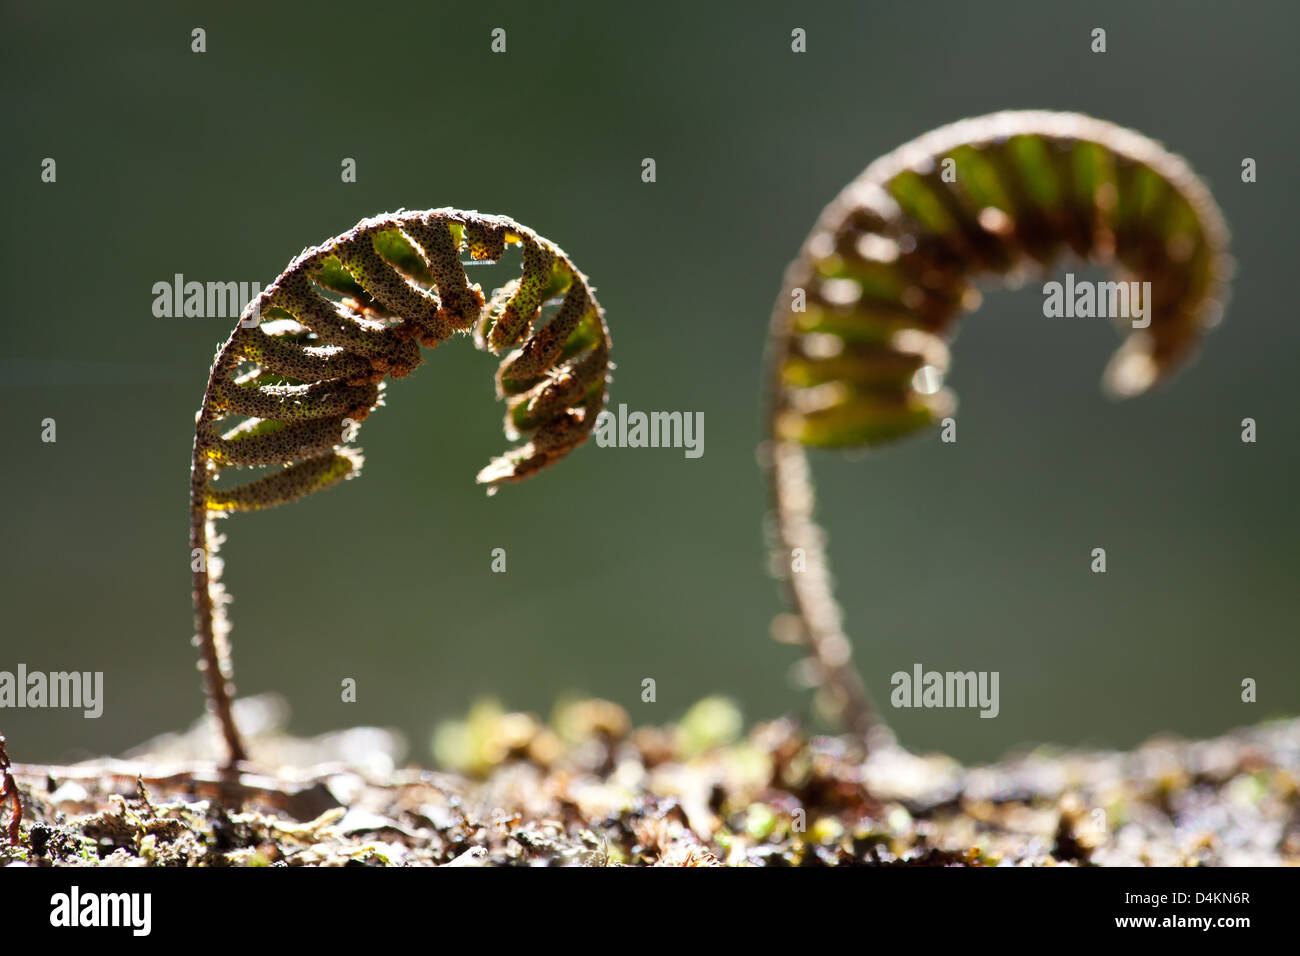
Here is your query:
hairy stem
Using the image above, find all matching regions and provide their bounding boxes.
[764,438,892,750]
[189,466,246,766]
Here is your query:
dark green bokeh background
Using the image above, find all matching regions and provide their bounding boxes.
[2,1,1296,763]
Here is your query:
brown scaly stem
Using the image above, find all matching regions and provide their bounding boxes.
[190,474,247,767]
[763,439,892,751]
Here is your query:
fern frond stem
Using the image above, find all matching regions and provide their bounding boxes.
[190,423,246,765]
[765,436,889,748]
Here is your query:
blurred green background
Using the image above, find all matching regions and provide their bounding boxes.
[2,1,1296,764]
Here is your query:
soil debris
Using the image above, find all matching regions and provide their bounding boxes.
[3,697,1296,867]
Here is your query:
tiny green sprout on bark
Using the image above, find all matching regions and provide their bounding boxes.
[190,209,611,767]
[763,112,1231,749]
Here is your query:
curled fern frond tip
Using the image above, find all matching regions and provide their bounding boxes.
[765,110,1232,746]
[194,209,610,501]
[189,208,611,765]
[770,110,1231,451]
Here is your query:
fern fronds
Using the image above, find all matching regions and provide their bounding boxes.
[189,209,611,766]
[763,112,1231,748]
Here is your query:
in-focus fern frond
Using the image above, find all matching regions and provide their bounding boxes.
[763,111,1231,748]
[189,209,611,766]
